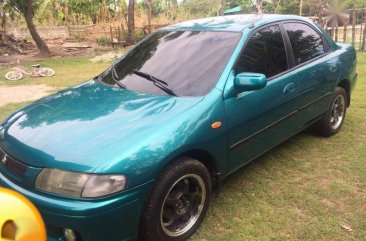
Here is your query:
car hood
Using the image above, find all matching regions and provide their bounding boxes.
[0,80,203,172]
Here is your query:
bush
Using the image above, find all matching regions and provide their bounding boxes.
[97,36,111,46]
[135,29,146,42]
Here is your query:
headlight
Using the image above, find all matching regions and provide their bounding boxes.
[35,169,127,198]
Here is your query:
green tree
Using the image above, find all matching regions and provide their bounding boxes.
[39,0,68,25]
[9,0,51,56]
[68,0,102,24]
[181,0,221,17]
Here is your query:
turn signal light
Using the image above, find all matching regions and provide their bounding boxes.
[211,122,222,129]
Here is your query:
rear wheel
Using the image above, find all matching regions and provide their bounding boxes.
[5,71,23,80]
[39,67,55,77]
[140,157,212,241]
[314,87,347,137]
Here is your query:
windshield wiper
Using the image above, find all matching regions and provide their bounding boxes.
[133,70,177,96]
[133,70,168,85]
[111,64,127,89]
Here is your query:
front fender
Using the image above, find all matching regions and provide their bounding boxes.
[95,89,228,189]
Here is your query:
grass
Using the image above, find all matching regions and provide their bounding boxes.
[0,102,31,123]
[0,54,365,241]
[0,56,111,121]
[0,56,111,89]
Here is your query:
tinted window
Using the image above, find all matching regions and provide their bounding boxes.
[100,31,241,96]
[284,22,325,65]
[235,25,288,78]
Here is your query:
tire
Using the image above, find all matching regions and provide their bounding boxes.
[314,87,347,137]
[5,71,23,80]
[139,157,212,241]
[39,67,55,77]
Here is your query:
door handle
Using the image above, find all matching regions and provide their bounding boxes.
[283,83,296,96]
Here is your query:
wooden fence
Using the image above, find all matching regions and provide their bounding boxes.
[12,25,112,41]
[109,24,127,47]
[11,23,167,47]
[322,9,366,51]
[12,12,366,51]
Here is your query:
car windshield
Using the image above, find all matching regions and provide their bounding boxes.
[99,30,241,96]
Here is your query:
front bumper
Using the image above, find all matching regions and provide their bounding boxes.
[0,171,153,241]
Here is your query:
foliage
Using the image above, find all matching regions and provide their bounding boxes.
[180,0,222,17]
[5,0,366,29]
[36,0,68,25]
[67,0,102,23]
[96,36,111,46]
[8,0,41,13]
[3,0,366,49]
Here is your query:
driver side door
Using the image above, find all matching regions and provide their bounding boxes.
[224,24,303,173]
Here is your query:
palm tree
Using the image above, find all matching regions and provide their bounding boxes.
[321,2,349,28]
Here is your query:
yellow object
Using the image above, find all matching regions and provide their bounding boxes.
[0,188,46,241]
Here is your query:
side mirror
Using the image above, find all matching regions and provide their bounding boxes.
[234,73,267,92]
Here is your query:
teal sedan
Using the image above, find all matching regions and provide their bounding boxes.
[0,14,357,241]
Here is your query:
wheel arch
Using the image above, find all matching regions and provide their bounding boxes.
[337,79,351,107]
[162,149,221,192]
[182,149,218,178]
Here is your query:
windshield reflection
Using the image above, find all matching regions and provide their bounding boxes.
[100,30,241,97]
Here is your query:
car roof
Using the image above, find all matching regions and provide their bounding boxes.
[162,14,311,32]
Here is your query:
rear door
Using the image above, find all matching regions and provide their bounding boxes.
[282,21,341,125]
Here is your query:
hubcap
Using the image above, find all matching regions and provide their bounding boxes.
[160,174,206,237]
[330,95,345,130]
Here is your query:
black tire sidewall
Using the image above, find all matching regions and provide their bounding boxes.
[139,157,212,241]
[318,87,347,136]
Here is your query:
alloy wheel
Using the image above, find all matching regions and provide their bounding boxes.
[330,94,345,130]
[160,174,206,237]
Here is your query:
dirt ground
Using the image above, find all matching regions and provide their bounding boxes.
[0,84,54,106]
[0,43,112,67]
[0,37,126,107]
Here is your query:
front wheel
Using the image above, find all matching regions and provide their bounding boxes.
[314,87,347,137]
[139,157,212,241]
[5,71,23,80]
[39,67,55,77]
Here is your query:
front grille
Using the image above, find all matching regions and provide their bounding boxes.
[0,148,28,177]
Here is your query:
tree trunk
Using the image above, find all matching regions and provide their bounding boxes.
[92,16,97,24]
[1,12,6,32]
[146,0,152,33]
[63,1,68,23]
[256,0,263,14]
[0,8,7,44]
[99,0,108,22]
[127,0,135,44]
[217,0,222,16]
[24,0,51,57]
[299,0,303,16]
[275,0,281,14]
